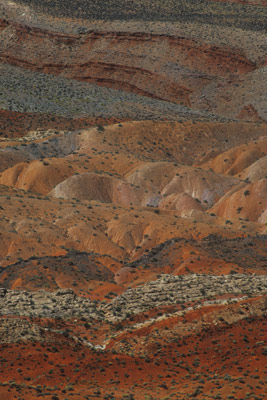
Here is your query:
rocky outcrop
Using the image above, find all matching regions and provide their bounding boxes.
[104,274,267,320]
[1,274,266,324]
[0,317,47,343]
[0,287,103,320]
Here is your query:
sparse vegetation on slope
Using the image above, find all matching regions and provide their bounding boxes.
[0,0,266,399]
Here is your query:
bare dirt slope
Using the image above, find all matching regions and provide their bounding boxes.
[0,1,266,399]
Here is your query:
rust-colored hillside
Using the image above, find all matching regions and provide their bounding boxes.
[0,1,266,399]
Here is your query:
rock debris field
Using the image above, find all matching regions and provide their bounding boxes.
[1,274,266,323]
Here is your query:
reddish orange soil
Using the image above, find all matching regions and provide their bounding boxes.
[0,3,266,399]
[0,297,266,399]
[0,18,258,111]
[0,109,128,139]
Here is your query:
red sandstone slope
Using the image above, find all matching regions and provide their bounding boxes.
[0,18,256,109]
[198,137,267,175]
[0,120,266,270]
[211,178,267,223]
[0,109,128,139]
[1,11,266,121]
[0,295,266,399]
[0,1,267,399]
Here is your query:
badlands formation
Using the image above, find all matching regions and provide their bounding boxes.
[0,0,266,399]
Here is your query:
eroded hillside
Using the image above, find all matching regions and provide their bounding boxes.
[0,0,266,399]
